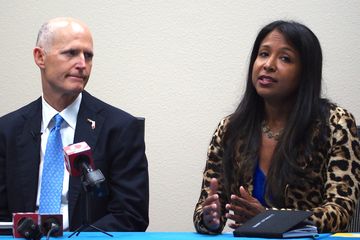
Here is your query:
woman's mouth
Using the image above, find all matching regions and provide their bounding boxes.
[258,75,277,85]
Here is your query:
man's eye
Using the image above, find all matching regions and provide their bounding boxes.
[63,50,76,56]
[84,52,93,60]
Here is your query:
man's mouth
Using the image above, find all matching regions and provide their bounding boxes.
[67,75,86,80]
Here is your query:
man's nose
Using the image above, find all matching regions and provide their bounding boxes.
[75,53,86,69]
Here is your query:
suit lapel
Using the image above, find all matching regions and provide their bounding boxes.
[68,92,105,224]
[16,98,42,210]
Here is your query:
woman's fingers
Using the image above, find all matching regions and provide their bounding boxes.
[209,178,219,195]
[228,222,240,230]
[203,202,221,230]
[224,186,266,225]
[202,193,219,206]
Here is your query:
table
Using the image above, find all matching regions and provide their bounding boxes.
[0,232,337,240]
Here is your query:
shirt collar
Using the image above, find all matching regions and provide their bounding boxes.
[41,93,82,131]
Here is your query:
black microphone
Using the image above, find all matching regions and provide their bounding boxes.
[64,142,108,197]
[77,155,106,187]
[13,213,42,240]
[40,214,63,238]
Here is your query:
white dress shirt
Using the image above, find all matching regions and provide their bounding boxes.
[36,93,82,230]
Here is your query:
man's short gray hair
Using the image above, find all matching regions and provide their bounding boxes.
[35,21,55,51]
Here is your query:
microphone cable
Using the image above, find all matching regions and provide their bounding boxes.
[46,222,60,240]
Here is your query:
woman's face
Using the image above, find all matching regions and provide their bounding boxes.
[252,29,301,102]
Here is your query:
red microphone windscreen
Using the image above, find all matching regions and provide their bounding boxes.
[63,141,95,176]
[12,213,39,238]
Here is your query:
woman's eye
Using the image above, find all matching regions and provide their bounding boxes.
[259,51,268,57]
[280,56,291,63]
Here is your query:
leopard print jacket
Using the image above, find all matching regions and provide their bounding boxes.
[193,104,360,234]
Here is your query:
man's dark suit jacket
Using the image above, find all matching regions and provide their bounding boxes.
[0,91,149,232]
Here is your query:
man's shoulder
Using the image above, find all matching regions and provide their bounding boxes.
[0,97,41,124]
[81,91,137,123]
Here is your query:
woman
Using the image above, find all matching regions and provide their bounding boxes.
[193,20,360,234]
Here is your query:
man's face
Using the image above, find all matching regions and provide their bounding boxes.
[39,22,93,100]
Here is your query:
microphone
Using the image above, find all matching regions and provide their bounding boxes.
[63,141,94,177]
[12,213,42,239]
[40,214,63,238]
[64,141,108,197]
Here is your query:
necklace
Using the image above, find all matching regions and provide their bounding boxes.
[261,121,283,141]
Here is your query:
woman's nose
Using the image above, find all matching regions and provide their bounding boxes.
[263,57,276,72]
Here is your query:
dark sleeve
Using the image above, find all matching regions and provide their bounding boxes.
[0,125,10,223]
[91,117,149,231]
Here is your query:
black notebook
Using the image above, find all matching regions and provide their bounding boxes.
[233,210,318,238]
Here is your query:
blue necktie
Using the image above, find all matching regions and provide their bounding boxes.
[39,114,64,213]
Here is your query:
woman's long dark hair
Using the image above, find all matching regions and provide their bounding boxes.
[223,20,329,207]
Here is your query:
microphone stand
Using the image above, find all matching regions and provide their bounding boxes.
[68,168,112,238]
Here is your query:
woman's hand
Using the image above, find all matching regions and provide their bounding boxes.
[202,178,221,231]
[225,186,266,229]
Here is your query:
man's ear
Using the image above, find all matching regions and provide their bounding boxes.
[33,47,46,69]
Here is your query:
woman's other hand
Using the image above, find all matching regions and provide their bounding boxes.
[225,186,266,229]
[202,178,221,231]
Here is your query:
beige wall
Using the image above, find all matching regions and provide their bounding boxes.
[1,0,359,232]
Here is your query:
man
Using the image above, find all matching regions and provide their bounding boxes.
[0,17,149,232]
